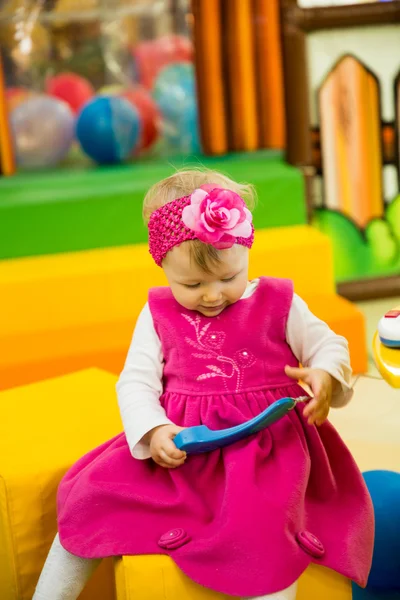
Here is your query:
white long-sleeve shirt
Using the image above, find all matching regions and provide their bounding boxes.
[116,281,353,459]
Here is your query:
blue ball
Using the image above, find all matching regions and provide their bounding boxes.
[363,471,400,592]
[163,99,201,155]
[76,96,141,164]
[153,62,200,154]
[153,62,196,122]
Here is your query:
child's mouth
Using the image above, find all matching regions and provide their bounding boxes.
[200,303,226,313]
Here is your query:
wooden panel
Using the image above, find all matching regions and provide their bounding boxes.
[293,2,400,31]
[312,123,396,169]
[253,0,286,149]
[319,55,383,228]
[280,1,312,166]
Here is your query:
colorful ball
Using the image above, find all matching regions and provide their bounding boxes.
[122,87,160,151]
[163,100,201,155]
[11,96,75,169]
[76,96,141,164]
[353,470,400,597]
[46,72,94,114]
[134,34,193,89]
[153,63,200,154]
[153,62,196,121]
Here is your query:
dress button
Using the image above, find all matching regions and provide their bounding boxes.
[296,531,325,558]
[158,528,191,550]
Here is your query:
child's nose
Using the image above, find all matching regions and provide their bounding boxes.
[203,285,222,304]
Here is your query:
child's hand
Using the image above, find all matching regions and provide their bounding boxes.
[284,366,333,426]
[147,425,187,468]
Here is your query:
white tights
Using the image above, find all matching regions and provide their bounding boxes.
[33,534,298,600]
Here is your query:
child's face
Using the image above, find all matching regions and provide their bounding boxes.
[163,243,249,317]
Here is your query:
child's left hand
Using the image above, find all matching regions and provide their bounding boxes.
[284,366,333,426]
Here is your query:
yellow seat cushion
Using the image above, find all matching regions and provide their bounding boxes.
[114,555,352,599]
[0,369,121,600]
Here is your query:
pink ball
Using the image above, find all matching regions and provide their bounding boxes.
[46,73,94,113]
[122,86,160,151]
[133,35,193,89]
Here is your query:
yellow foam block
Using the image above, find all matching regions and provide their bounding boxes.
[0,369,121,600]
[372,331,400,388]
[114,555,230,600]
[114,555,351,600]
[298,565,352,599]
[0,225,334,337]
[304,294,367,374]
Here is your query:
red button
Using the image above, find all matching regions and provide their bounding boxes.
[158,528,191,550]
[385,310,400,319]
[296,531,325,558]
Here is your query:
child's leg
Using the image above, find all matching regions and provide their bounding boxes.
[33,533,101,600]
[243,580,298,600]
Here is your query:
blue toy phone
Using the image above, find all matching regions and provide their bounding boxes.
[174,396,308,454]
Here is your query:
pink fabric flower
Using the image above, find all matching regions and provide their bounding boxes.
[181,188,253,248]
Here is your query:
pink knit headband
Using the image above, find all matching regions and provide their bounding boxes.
[148,186,254,266]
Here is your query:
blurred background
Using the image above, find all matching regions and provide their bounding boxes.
[0,2,400,599]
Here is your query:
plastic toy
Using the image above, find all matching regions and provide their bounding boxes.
[378,308,400,348]
[10,95,75,169]
[76,96,141,164]
[174,396,309,453]
[46,72,94,114]
[372,306,400,387]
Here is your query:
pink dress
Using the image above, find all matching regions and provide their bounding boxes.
[57,277,374,597]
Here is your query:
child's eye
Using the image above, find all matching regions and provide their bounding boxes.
[222,275,237,283]
[184,283,201,289]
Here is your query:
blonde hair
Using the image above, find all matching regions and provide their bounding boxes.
[143,168,256,273]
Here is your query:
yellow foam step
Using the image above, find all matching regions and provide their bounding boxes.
[0,292,367,392]
[0,369,120,600]
[0,225,334,337]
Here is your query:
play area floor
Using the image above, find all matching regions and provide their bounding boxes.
[328,297,400,474]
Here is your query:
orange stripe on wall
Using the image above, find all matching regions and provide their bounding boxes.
[224,0,259,151]
[192,0,228,155]
[253,0,286,149]
[0,50,16,176]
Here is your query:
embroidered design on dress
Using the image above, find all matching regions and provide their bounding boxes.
[182,313,256,392]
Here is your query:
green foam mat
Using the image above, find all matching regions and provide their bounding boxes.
[0,151,307,260]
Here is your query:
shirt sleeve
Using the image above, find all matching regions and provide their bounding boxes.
[286,294,354,408]
[116,303,172,459]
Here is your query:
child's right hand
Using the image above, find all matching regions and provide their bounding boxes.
[147,425,187,468]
